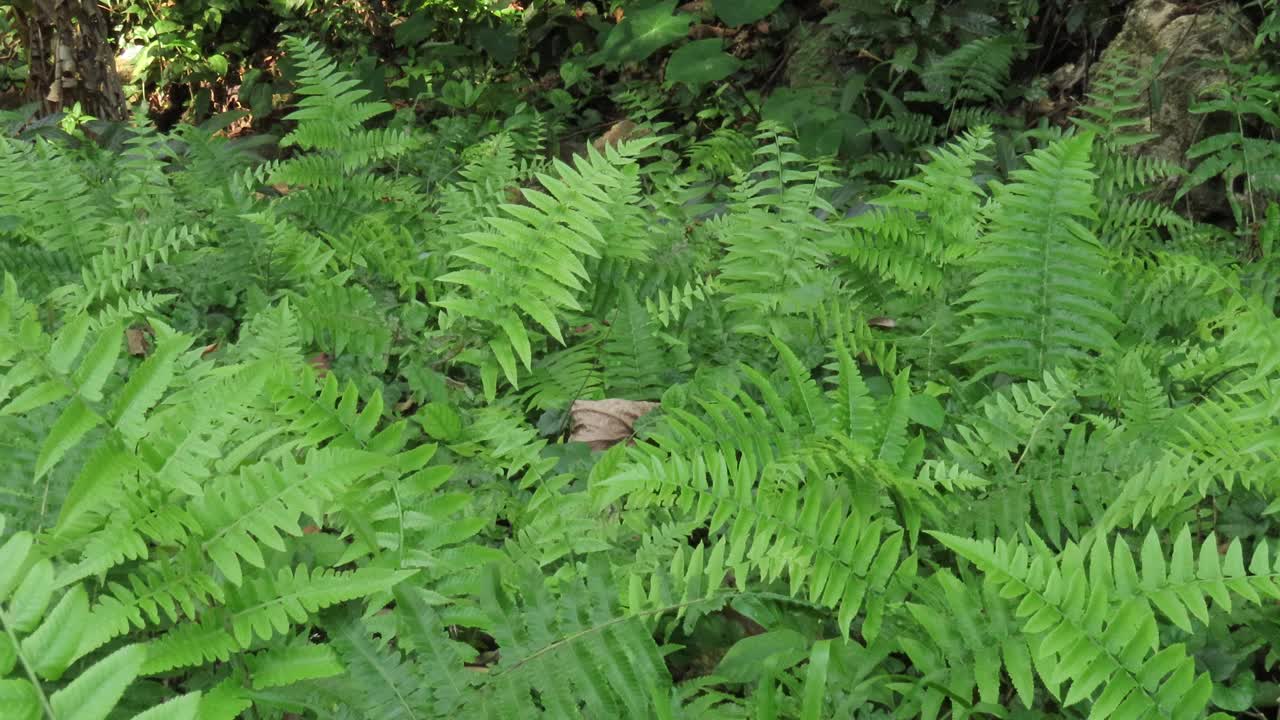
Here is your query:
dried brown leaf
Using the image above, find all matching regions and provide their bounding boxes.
[868,316,897,329]
[592,119,649,153]
[569,398,659,450]
[125,326,150,356]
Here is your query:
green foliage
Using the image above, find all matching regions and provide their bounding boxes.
[711,0,783,28]
[956,133,1119,380]
[666,40,742,89]
[592,1,693,66]
[1177,56,1280,227]
[5,30,1280,720]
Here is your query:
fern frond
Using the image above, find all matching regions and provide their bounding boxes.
[281,36,394,152]
[142,565,413,675]
[914,35,1021,108]
[933,531,1214,719]
[645,275,720,329]
[436,143,652,387]
[956,133,1119,380]
[471,561,671,719]
[835,127,992,294]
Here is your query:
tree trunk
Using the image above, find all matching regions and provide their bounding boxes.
[13,0,127,121]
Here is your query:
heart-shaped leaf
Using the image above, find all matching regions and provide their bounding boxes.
[712,0,782,27]
[594,1,692,65]
[666,39,742,87]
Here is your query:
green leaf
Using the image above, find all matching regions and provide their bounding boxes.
[713,629,809,684]
[71,321,122,401]
[9,559,54,633]
[2,380,70,416]
[246,643,343,689]
[907,393,945,430]
[129,692,202,720]
[0,633,15,675]
[22,584,89,680]
[489,337,520,388]
[475,26,518,65]
[394,12,434,46]
[50,644,146,720]
[49,315,90,374]
[712,0,782,26]
[35,397,102,480]
[418,403,462,442]
[666,40,742,87]
[0,531,34,600]
[193,680,249,720]
[594,1,692,65]
[0,679,40,720]
[799,639,831,720]
[109,332,189,431]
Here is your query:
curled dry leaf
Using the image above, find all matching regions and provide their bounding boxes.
[569,398,660,450]
[592,119,649,153]
[125,326,151,356]
[308,353,331,377]
[868,316,897,329]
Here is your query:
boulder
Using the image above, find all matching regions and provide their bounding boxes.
[1091,0,1254,219]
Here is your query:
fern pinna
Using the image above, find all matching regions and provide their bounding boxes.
[3,34,1280,720]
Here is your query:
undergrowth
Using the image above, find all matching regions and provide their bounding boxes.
[2,34,1280,720]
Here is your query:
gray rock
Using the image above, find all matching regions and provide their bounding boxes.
[1092,0,1254,219]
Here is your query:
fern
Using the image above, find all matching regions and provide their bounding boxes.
[1178,58,1280,227]
[7,33,1280,720]
[956,133,1119,380]
[934,530,1215,719]
[436,140,656,390]
[834,127,992,294]
[0,518,190,719]
[1259,0,1280,48]
[909,34,1022,129]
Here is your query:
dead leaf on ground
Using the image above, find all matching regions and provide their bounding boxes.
[868,316,897,329]
[308,353,331,376]
[569,398,659,450]
[125,326,151,356]
[689,24,734,40]
[592,119,650,153]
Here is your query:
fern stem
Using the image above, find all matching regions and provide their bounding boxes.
[488,589,727,671]
[1238,110,1260,227]
[0,609,55,720]
[493,590,819,680]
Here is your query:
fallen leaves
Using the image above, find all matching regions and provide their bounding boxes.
[592,119,650,153]
[125,326,151,356]
[569,398,659,450]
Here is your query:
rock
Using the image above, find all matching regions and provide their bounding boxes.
[1091,0,1254,220]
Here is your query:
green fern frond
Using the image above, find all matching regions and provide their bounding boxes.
[602,288,670,399]
[281,36,394,152]
[471,561,671,719]
[75,226,199,311]
[142,565,414,674]
[956,133,1119,380]
[646,275,720,329]
[599,449,906,638]
[0,519,192,718]
[436,143,652,387]
[912,34,1022,112]
[836,127,992,294]
[933,531,1214,719]
[1259,0,1280,48]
